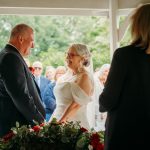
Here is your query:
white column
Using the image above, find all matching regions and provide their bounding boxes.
[109,0,119,59]
[118,9,134,42]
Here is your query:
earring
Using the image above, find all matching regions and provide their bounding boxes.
[78,61,84,73]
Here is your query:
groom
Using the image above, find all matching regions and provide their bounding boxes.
[0,24,45,137]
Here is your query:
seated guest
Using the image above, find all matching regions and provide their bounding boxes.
[94,64,110,130]
[45,66,56,81]
[32,61,50,101]
[54,66,67,82]
[43,82,56,121]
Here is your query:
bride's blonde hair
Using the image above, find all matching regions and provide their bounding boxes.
[71,43,91,67]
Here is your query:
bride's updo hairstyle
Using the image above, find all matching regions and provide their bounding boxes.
[71,43,91,67]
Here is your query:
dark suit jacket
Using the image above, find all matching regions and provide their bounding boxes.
[0,44,45,137]
[39,76,50,100]
[99,45,150,150]
[43,82,56,114]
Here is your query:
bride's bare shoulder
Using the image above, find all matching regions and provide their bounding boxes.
[80,68,91,78]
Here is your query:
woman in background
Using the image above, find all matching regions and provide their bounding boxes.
[94,64,110,131]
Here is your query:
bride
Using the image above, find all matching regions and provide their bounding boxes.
[50,43,95,129]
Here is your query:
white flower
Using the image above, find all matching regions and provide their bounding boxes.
[29,128,34,132]
[88,144,93,150]
[12,130,17,135]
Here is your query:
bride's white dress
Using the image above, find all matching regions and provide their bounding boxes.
[52,73,93,129]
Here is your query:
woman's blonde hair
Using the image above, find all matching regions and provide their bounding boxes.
[131,4,150,49]
[71,43,91,67]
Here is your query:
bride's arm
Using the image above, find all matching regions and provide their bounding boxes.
[76,73,93,96]
[59,73,93,123]
[59,101,80,123]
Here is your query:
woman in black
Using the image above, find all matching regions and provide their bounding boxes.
[99,4,150,150]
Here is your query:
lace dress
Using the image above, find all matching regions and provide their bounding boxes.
[52,74,93,129]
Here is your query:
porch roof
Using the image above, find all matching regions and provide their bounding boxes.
[0,0,149,58]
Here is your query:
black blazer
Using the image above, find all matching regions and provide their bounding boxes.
[99,45,150,150]
[0,44,45,137]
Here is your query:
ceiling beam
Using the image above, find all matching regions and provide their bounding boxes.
[0,0,149,16]
[0,7,109,16]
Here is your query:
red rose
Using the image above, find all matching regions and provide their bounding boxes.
[96,143,104,150]
[3,131,15,142]
[40,123,45,127]
[32,125,41,132]
[80,127,88,132]
[90,133,104,150]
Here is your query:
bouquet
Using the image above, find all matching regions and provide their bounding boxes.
[0,119,104,150]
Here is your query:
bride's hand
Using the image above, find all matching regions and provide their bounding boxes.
[58,118,67,124]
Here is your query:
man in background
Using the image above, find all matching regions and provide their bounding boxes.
[32,61,50,101]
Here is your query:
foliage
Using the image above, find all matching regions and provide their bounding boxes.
[0,119,104,150]
[0,15,110,69]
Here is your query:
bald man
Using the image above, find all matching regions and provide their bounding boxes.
[0,24,45,137]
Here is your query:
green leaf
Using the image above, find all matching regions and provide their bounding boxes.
[16,122,20,128]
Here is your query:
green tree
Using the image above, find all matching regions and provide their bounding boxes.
[0,15,110,69]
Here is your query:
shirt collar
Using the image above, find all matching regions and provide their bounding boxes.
[7,43,19,51]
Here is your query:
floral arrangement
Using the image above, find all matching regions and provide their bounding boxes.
[0,119,104,150]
